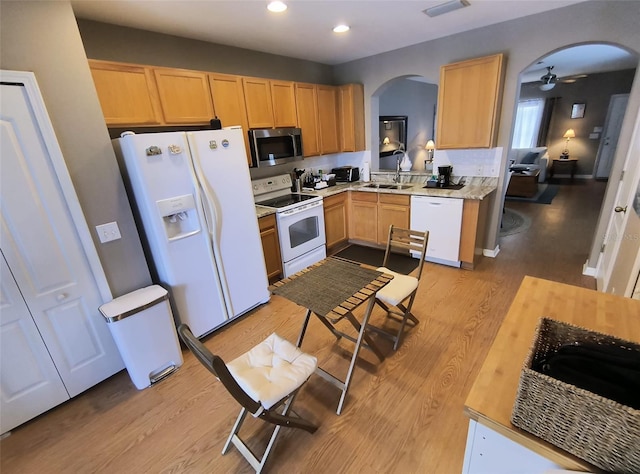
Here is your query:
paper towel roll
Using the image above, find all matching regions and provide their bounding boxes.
[362,161,371,182]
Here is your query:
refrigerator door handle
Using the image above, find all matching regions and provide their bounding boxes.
[190,151,235,318]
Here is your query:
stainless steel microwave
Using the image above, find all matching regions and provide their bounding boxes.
[248,127,303,167]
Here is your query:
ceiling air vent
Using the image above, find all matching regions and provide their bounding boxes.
[423,0,470,17]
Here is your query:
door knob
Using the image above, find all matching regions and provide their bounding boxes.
[615,206,627,213]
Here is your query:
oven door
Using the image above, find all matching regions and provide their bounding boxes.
[276,200,326,264]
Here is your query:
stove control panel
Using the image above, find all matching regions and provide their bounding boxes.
[251,174,293,198]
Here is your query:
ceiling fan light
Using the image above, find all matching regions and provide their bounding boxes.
[539,83,555,91]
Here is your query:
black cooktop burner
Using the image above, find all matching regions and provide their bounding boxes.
[256,193,317,209]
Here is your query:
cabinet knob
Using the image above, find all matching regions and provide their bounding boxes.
[56,293,68,301]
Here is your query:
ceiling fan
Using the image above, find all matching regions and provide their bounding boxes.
[536,65,588,91]
[539,66,557,91]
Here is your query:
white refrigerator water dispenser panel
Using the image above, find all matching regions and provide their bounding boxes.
[157,194,201,241]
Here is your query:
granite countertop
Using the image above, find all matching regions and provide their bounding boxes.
[302,176,497,200]
[255,176,498,218]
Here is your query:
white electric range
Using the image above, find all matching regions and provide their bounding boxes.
[253,174,326,277]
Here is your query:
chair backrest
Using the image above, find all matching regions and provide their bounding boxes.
[382,226,429,280]
[177,324,262,414]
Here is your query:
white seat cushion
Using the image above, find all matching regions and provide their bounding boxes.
[226,333,317,410]
[375,267,419,306]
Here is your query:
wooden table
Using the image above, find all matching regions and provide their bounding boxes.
[550,157,578,180]
[506,169,540,197]
[464,276,640,472]
[270,257,393,414]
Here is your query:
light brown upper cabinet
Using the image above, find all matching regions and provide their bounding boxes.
[242,77,275,129]
[436,53,505,149]
[270,80,297,128]
[153,68,214,124]
[88,60,163,126]
[317,85,341,154]
[208,73,252,163]
[338,84,365,152]
[294,83,320,157]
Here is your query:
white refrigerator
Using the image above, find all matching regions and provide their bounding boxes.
[113,128,270,337]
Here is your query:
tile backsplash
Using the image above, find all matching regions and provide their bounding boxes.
[433,147,503,178]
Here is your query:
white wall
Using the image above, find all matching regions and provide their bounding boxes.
[0,0,152,296]
[333,0,640,264]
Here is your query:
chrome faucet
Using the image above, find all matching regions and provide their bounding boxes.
[393,150,403,183]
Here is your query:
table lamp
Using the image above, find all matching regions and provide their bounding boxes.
[561,129,575,158]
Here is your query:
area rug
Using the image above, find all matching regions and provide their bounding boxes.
[500,208,532,237]
[506,183,559,205]
[334,245,419,274]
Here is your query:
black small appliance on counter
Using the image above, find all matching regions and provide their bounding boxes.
[332,166,360,182]
[438,166,453,188]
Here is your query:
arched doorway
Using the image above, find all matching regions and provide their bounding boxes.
[373,76,438,172]
[506,43,637,278]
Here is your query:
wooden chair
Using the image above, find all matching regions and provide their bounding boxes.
[367,226,429,350]
[177,324,318,473]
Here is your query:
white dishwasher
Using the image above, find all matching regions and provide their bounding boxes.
[410,195,463,267]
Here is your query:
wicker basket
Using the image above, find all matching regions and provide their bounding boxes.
[511,318,640,473]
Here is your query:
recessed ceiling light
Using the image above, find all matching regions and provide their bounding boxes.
[267,1,287,13]
[333,24,350,33]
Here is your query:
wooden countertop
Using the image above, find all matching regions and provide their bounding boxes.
[464,276,640,471]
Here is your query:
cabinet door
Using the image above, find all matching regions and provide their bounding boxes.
[324,193,349,253]
[208,73,251,164]
[1,83,123,399]
[317,85,340,154]
[377,194,410,244]
[350,192,377,243]
[339,84,365,152]
[89,60,162,126]
[258,214,283,283]
[0,254,70,434]
[243,77,275,128]
[153,68,214,124]
[436,53,504,149]
[271,80,297,128]
[295,83,320,157]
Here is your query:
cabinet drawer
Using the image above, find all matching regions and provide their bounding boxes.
[350,191,378,203]
[258,213,277,231]
[379,193,410,206]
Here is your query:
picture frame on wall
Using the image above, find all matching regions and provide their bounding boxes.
[571,103,586,119]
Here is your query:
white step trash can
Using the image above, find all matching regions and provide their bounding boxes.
[99,285,183,389]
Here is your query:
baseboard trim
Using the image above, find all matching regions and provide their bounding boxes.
[582,260,597,277]
[483,246,500,258]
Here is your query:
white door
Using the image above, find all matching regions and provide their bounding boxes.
[0,253,70,434]
[595,94,629,179]
[1,82,123,398]
[596,110,640,294]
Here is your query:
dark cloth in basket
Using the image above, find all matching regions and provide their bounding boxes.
[535,342,640,409]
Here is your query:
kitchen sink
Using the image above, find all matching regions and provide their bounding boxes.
[363,183,413,190]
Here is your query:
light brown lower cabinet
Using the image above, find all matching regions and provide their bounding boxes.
[349,191,410,246]
[377,193,410,244]
[258,214,282,283]
[323,193,349,254]
[459,191,495,269]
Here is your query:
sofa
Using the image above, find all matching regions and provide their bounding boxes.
[508,147,549,183]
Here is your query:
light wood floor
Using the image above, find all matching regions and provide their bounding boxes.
[1,179,607,474]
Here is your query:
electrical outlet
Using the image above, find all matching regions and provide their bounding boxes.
[96,221,122,243]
